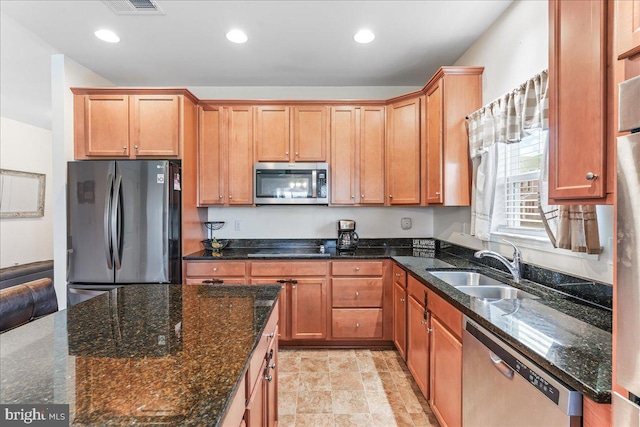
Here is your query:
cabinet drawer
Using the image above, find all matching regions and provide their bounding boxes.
[247,304,278,395]
[407,275,427,306]
[332,278,383,308]
[393,264,407,287]
[331,261,383,276]
[185,278,247,285]
[250,261,327,277]
[186,261,246,277]
[332,309,383,338]
[427,289,462,339]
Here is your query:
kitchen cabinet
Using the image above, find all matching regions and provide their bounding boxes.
[406,281,429,399]
[392,264,407,360]
[72,89,195,160]
[616,0,640,62]
[251,261,328,342]
[548,0,612,203]
[423,67,482,206]
[331,260,385,339]
[330,105,386,205]
[255,105,327,162]
[386,95,422,205]
[427,288,462,427]
[198,105,254,206]
[184,260,247,285]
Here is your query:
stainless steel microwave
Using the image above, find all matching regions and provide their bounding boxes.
[254,162,329,205]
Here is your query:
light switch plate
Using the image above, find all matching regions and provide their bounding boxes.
[401,217,412,230]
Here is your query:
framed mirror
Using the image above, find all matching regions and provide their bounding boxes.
[0,169,46,218]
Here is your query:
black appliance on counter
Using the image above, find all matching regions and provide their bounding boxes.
[337,219,359,251]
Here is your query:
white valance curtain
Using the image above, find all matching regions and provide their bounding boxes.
[467,69,601,254]
[467,70,549,241]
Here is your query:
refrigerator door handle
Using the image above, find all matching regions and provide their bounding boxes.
[111,174,123,270]
[103,173,114,270]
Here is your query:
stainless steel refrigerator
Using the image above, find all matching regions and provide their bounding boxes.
[67,160,181,306]
[614,74,640,425]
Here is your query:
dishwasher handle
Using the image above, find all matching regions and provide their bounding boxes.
[490,351,514,379]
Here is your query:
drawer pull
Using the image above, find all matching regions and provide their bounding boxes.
[269,363,276,369]
[355,267,360,272]
[356,323,360,328]
[212,267,218,272]
[586,172,598,181]
[395,273,401,277]
[400,298,405,303]
[265,332,275,339]
[421,320,426,326]
[203,279,224,284]
[427,327,433,333]
[265,374,273,382]
[355,291,360,297]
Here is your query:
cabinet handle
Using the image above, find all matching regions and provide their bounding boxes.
[361,194,365,198]
[435,192,440,195]
[351,195,355,199]
[355,291,360,297]
[356,323,360,328]
[212,267,218,272]
[355,267,360,272]
[400,298,405,303]
[427,327,433,333]
[395,273,401,277]
[269,363,276,369]
[228,196,232,199]
[586,172,598,181]
[292,285,296,289]
[389,195,393,199]
[421,320,426,326]
[134,145,139,151]
[295,152,299,156]
[265,332,275,338]
[122,146,127,150]
[285,151,289,155]
[219,195,223,199]
[264,374,273,382]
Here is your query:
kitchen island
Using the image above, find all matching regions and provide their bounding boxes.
[0,284,281,427]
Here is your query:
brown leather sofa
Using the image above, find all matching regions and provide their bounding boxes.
[0,278,58,332]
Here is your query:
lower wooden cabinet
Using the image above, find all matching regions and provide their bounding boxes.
[332,308,383,338]
[406,290,430,399]
[429,316,462,427]
[392,264,408,360]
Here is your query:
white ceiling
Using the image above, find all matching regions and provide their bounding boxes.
[1,0,513,87]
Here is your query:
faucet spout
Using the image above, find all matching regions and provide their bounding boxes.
[474,240,522,283]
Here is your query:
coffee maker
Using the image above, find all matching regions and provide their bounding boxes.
[337,220,359,250]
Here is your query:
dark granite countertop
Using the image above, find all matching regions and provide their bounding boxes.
[0,284,281,426]
[184,238,612,403]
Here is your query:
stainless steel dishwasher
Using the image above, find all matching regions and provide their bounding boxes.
[463,316,582,427]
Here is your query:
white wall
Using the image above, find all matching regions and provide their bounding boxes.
[438,0,614,284]
[207,206,433,240]
[0,117,54,268]
[51,55,113,309]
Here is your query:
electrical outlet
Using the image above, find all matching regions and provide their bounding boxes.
[401,217,412,230]
[235,220,241,231]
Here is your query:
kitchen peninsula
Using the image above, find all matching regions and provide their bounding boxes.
[0,284,280,427]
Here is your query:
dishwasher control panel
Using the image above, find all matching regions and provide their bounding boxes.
[514,359,560,404]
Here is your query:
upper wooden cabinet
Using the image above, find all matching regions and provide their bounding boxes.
[72,89,197,160]
[386,96,422,205]
[548,0,610,203]
[616,0,640,61]
[254,105,328,162]
[423,67,483,206]
[330,105,385,205]
[198,105,254,206]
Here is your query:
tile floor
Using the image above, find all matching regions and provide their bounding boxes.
[278,348,440,427]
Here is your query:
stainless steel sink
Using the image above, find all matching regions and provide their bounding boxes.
[428,271,504,287]
[455,285,537,301]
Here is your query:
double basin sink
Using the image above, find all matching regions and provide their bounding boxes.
[428,270,538,302]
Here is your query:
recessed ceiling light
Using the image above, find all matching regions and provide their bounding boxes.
[95,29,120,43]
[226,29,248,44]
[354,29,375,44]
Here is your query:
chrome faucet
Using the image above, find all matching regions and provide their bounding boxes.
[474,240,522,283]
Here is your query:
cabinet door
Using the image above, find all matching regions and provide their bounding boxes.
[430,316,462,427]
[293,106,328,161]
[252,279,289,340]
[386,98,421,205]
[198,106,225,205]
[131,94,180,157]
[227,106,254,205]
[616,0,640,60]
[84,95,130,157]
[426,81,443,205]
[255,106,290,161]
[245,359,266,427]
[291,278,327,340]
[265,333,278,427]
[406,295,429,398]
[549,0,607,201]
[330,106,357,204]
[393,281,407,360]
[360,106,386,204]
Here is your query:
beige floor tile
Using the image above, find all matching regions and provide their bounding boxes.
[381,349,401,359]
[365,389,394,414]
[353,349,373,358]
[330,371,364,391]
[355,356,377,372]
[297,390,333,414]
[279,391,298,416]
[334,413,374,427]
[300,357,330,373]
[410,410,440,426]
[329,357,360,373]
[397,384,425,413]
[328,349,356,358]
[279,371,300,391]
[295,413,335,426]
[371,411,415,427]
[386,355,409,372]
[372,356,390,372]
[299,371,332,391]
[279,349,302,359]
[379,371,399,392]
[360,371,384,391]
[279,356,301,373]
[299,349,330,358]
[278,414,296,427]
[332,390,371,414]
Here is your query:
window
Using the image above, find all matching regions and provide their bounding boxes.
[495,129,547,237]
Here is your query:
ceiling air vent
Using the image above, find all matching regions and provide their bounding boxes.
[102,0,164,15]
